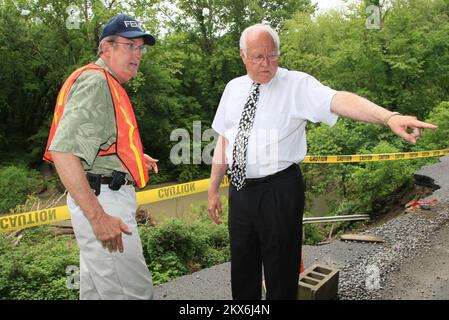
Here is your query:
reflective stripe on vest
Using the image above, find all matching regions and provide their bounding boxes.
[43,64,149,189]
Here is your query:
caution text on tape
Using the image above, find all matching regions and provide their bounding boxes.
[303,148,449,163]
[0,206,70,234]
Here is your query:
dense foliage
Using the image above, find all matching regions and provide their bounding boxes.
[0,165,46,213]
[0,227,80,300]
[140,200,230,285]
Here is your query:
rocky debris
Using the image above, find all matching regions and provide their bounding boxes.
[336,201,449,300]
[136,207,156,226]
[3,229,24,246]
[48,226,74,236]
[339,234,384,243]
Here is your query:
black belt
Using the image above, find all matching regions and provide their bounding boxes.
[244,164,298,186]
[86,171,135,196]
[99,176,135,186]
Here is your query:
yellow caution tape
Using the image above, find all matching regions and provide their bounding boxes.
[1,149,447,234]
[303,148,449,163]
[136,175,229,204]
[0,206,70,234]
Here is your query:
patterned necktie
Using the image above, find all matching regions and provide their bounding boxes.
[229,82,261,191]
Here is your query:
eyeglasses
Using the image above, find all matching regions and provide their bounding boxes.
[247,53,280,64]
[110,41,147,55]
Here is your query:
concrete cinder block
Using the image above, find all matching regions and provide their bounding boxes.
[298,264,339,300]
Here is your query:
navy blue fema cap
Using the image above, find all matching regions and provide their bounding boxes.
[100,14,156,46]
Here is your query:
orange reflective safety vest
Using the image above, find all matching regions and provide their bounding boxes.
[43,64,149,189]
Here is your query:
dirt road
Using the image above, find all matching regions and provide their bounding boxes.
[380,220,449,300]
[379,155,449,300]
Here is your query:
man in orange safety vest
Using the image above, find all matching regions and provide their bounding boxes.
[44,13,158,300]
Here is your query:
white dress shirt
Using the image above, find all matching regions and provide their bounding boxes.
[212,67,338,178]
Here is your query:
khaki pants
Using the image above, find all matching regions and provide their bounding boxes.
[68,185,153,300]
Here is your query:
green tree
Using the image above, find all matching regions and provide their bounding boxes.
[0,165,46,213]
[282,0,449,119]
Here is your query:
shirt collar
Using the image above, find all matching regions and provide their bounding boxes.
[95,58,120,82]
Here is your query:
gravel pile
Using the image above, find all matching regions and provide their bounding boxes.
[335,155,449,300]
[337,202,449,300]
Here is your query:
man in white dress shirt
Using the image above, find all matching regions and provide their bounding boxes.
[207,23,437,300]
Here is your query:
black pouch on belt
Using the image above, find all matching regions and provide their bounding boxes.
[86,172,102,196]
[109,170,126,191]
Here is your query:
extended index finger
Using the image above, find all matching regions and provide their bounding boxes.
[412,120,438,129]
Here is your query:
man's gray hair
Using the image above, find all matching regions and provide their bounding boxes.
[97,35,118,57]
[239,24,280,54]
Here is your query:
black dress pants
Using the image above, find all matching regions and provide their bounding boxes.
[228,164,305,300]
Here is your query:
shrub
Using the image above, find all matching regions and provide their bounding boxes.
[148,252,188,285]
[346,142,422,216]
[0,165,46,213]
[416,101,449,150]
[303,212,327,245]
[0,226,79,300]
[139,198,230,285]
